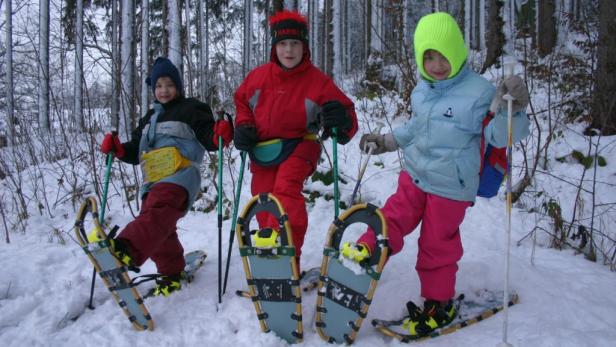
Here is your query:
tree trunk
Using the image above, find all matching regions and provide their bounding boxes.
[198,0,209,101]
[167,0,182,70]
[120,0,136,134]
[332,0,341,80]
[111,0,120,130]
[272,0,283,13]
[141,0,150,115]
[480,0,504,73]
[38,0,50,133]
[74,0,84,131]
[591,0,616,134]
[308,0,319,68]
[243,0,253,77]
[5,0,15,145]
[365,0,371,68]
[184,0,193,96]
[536,0,556,57]
[324,0,334,77]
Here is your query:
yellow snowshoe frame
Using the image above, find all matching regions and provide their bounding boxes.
[316,203,389,344]
[74,197,154,331]
[235,193,303,343]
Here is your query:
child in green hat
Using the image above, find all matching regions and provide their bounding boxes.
[342,12,530,336]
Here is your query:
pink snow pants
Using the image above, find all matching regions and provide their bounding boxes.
[357,171,472,301]
[118,182,188,276]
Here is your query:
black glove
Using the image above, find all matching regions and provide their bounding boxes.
[233,125,259,152]
[320,101,351,132]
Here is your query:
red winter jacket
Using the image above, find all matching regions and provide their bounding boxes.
[234,48,358,169]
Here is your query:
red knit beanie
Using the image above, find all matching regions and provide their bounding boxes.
[269,10,308,46]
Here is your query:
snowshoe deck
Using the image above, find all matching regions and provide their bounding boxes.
[371,290,519,343]
[74,197,154,331]
[236,193,303,343]
[315,203,389,344]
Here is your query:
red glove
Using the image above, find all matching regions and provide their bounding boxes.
[213,120,233,147]
[100,132,125,158]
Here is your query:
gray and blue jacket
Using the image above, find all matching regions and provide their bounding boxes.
[121,97,217,210]
[393,65,530,202]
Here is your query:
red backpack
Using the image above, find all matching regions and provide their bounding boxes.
[477,112,508,198]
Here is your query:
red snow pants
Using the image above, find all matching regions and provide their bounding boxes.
[357,171,472,301]
[118,182,188,276]
[250,151,315,270]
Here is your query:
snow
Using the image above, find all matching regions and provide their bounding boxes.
[2,96,616,347]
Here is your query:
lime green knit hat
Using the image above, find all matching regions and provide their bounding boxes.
[414,12,468,81]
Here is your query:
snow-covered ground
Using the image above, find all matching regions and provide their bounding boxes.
[2,108,616,347]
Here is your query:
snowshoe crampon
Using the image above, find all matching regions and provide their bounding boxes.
[371,290,519,343]
[236,193,303,343]
[316,203,389,344]
[74,196,154,331]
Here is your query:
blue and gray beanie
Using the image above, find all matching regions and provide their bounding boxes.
[146,57,184,96]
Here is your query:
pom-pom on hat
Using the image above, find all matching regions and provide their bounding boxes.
[414,12,468,81]
[146,57,184,96]
[269,10,308,46]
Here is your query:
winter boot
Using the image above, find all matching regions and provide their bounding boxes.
[152,272,183,297]
[403,299,457,336]
[87,227,138,271]
[111,238,138,270]
[341,242,371,263]
[252,228,279,249]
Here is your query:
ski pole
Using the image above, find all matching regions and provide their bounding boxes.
[222,150,247,295]
[87,147,115,310]
[332,127,339,219]
[499,61,516,347]
[349,122,384,206]
[216,114,224,305]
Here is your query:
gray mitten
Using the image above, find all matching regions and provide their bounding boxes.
[359,133,398,154]
[494,75,530,113]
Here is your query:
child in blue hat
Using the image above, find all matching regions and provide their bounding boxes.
[100,57,233,296]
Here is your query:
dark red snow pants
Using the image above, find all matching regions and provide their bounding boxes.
[118,182,187,276]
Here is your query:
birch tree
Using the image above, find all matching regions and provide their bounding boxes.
[39,0,50,132]
[73,0,84,131]
[323,0,333,76]
[120,0,135,135]
[141,0,149,115]
[167,0,181,70]
[5,0,14,145]
[184,0,193,96]
[111,0,120,130]
[308,0,319,68]
[332,0,341,80]
[369,0,383,55]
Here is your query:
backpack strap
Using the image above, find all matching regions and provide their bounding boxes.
[479,111,494,175]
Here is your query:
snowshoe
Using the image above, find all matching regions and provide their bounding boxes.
[315,203,389,344]
[371,289,519,343]
[235,193,303,343]
[74,197,154,331]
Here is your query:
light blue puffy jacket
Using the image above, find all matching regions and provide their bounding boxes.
[393,64,530,202]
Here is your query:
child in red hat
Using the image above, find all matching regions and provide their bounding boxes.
[233,10,358,271]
